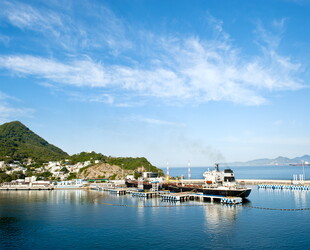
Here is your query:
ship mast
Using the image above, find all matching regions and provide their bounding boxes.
[215,163,219,172]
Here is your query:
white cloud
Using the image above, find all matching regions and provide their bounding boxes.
[0,0,131,52]
[0,33,303,106]
[3,2,62,31]
[0,55,110,87]
[0,3,305,106]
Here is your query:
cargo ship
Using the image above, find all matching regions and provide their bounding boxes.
[202,163,251,198]
[125,163,251,198]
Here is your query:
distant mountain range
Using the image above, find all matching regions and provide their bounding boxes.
[228,155,310,166]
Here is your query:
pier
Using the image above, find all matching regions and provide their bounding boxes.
[160,192,242,204]
[90,182,244,204]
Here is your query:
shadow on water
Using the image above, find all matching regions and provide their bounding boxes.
[0,216,23,245]
[0,217,19,224]
[0,217,19,230]
[242,198,252,205]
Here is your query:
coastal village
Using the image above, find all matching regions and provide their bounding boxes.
[0,121,309,205]
[0,157,165,189]
[0,158,245,204]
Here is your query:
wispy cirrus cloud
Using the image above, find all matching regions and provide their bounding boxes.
[1,1,62,31]
[0,1,305,106]
[0,32,303,106]
[0,55,109,87]
[0,0,131,52]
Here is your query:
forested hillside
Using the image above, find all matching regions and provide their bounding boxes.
[0,121,68,163]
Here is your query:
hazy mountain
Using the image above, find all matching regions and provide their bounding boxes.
[0,121,68,163]
[229,155,310,166]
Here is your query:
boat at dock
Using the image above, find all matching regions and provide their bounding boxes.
[125,163,251,198]
[202,163,251,198]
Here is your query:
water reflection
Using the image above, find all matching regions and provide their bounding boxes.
[0,190,101,204]
[203,203,240,232]
[257,187,310,208]
[293,190,308,207]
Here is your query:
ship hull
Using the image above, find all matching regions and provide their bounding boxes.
[125,181,152,190]
[125,181,251,198]
[164,185,202,193]
[202,188,251,198]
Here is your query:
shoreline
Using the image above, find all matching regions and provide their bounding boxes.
[2,179,310,191]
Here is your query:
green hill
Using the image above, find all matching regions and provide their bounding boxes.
[0,121,163,177]
[107,156,163,174]
[0,121,68,163]
[69,152,164,176]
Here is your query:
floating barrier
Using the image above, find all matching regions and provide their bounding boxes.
[131,191,159,198]
[220,197,242,204]
[160,193,189,201]
[258,184,310,190]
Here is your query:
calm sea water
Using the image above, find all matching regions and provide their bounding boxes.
[1,166,310,249]
[161,165,310,180]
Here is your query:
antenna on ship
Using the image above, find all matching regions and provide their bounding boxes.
[188,160,191,179]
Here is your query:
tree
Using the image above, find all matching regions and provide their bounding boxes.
[60,167,69,174]
[67,173,77,180]
[134,172,140,179]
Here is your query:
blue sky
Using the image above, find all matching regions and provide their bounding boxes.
[0,0,309,166]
